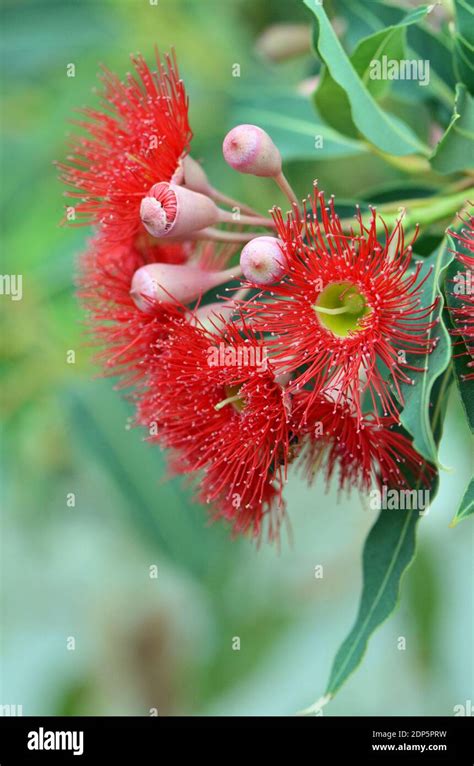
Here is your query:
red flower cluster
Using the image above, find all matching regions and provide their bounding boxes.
[62,51,195,389]
[60,50,438,542]
[78,233,189,387]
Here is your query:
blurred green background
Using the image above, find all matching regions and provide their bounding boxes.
[1,0,472,716]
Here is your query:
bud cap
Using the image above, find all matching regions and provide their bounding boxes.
[240,236,286,285]
[223,125,282,178]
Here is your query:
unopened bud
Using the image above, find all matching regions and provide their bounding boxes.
[188,301,235,332]
[140,182,219,239]
[240,236,286,284]
[223,125,282,178]
[171,156,211,194]
[170,160,185,185]
[130,263,241,312]
[181,155,211,194]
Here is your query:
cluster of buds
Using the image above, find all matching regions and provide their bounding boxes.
[129,123,294,313]
[60,50,436,542]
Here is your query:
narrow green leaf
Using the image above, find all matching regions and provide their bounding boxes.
[324,365,449,698]
[406,21,456,97]
[398,238,454,465]
[302,0,430,156]
[326,499,428,696]
[321,243,457,700]
[444,258,474,432]
[334,0,384,49]
[453,0,474,94]
[450,336,473,429]
[450,477,474,526]
[314,5,431,138]
[430,84,474,174]
[336,0,456,94]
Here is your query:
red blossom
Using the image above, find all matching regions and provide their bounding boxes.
[136,317,293,540]
[294,391,433,493]
[241,187,437,423]
[78,233,191,388]
[58,50,192,247]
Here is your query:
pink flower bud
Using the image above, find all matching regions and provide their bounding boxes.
[140,182,219,239]
[170,160,185,186]
[188,301,235,332]
[182,155,211,194]
[240,236,286,284]
[223,125,282,177]
[130,263,242,312]
[170,156,210,194]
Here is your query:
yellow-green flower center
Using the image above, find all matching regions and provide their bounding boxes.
[214,384,246,413]
[313,282,370,337]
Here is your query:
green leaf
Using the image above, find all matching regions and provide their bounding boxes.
[450,477,474,526]
[334,0,392,49]
[444,258,474,432]
[325,496,430,697]
[303,0,431,155]
[406,21,456,101]
[398,238,455,465]
[453,0,474,94]
[314,5,431,138]
[360,181,438,205]
[430,84,474,173]
[324,366,449,699]
[336,0,456,96]
[451,334,474,429]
